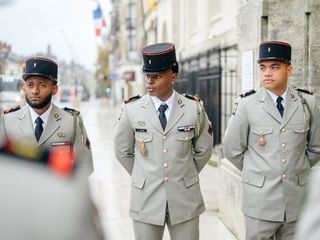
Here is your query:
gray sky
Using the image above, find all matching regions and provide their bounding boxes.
[0,0,111,70]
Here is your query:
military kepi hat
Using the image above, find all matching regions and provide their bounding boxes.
[258,41,291,64]
[22,57,58,82]
[142,42,178,74]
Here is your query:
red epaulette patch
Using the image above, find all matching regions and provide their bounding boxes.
[240,89,256,98]
[63,107,80,115]
[3,105,21,114]
[124,95,141,104]
[183,93,200,102]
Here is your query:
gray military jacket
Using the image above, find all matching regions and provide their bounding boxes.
[0,153,103,240]
[223,86,320,222]
[1,104,93,175]
[114,92,213,225]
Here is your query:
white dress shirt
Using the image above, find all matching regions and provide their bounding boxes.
[151,91,176,121]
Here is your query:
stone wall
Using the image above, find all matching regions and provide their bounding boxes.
[219,159,245,240]
[220,0,320,238]
[238,0,320,101]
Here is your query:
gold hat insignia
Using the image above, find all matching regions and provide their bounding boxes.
[268,47,271,53]
[33,63,37,67]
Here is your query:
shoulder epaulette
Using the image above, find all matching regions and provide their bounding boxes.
[124,95,141,104]
[182,93,200,102]
[3,105,21,114]
[240,89,256,98]
[63,107,80,115]
[294,87,313,95]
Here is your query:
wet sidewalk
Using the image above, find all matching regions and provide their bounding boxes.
[83,99,237,240]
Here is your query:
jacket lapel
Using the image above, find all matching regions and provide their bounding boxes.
[259,88,282,124]
[38,105,62,146]
[18,106,37,144]
[281,87,299,127]
[142,95,164,134]
[165,94,185,134]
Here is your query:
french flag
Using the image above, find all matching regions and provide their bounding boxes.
[93,2,106,37]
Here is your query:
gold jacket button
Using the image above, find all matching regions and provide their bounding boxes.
[164,177,168,182]
[281,128,286,132]
[163,135,166,140]
[282,159,287,164]
[282,174,287,179]
[163,149,167,154]
[281,143,286,148]
[164,163,168,168]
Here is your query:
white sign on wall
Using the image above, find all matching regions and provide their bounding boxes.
[241,50,254,93]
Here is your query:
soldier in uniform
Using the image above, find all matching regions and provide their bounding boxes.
[0,57,93,176]
[223,41,320,240]
[0,139,104,240]
[114,42,213,240]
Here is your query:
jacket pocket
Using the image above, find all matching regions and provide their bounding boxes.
[176,131,195,141]
[132,175,146,189]
[250,126,273,152]
[298,170,310,186]
[241,171,266,188]
[176,132,194,158]
[130,175,146,213]
[135,132,153,143]
[251,126,273,136]
[293,125,309,134]
[183,175,200,188]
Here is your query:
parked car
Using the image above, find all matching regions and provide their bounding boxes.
[0,75,25,109]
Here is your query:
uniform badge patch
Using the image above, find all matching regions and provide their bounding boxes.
[135,128,147,132]
[232,102,239,115]
[258,134,266,146]
[139,139,147,156]
[177,125,195,132]
[137,121,145,127]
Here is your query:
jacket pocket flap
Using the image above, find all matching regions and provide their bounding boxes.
[135,133,152,143]
[298,171,310,186]
[241,171,265,187]
[251,126,273,135]
[132,176,146,189]
[183,175,199,188]
[176,132,194,141]
[293,125,310,134]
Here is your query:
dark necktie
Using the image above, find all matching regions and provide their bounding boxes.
[35,117,43,142]
[158,104,168,130]
[276,96,284,117]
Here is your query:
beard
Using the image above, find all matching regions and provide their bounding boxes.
[26,94,53,109]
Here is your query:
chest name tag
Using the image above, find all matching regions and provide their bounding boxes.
[135,128,147,132]
[51,141,71,147]
[177,125,195,132]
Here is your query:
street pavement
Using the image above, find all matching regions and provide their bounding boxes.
[78,98,237,240]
